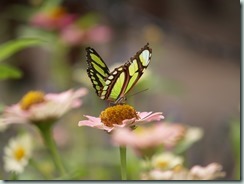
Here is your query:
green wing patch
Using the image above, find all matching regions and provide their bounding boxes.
[86,47,110,96]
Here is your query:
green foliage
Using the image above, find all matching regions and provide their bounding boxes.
[230,118,240,179]
[0,64,22,80]
[0,38,44,80]
[76,13,100,29]
[0,38,44,62]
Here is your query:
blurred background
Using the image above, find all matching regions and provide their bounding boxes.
[0,0,240,180]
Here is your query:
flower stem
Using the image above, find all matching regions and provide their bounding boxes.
[29,158,51,179]
[119,146,127,180]
[10,172,18,180]
[36,122,66,176]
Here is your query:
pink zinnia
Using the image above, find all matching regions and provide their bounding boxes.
[0,88,88,125]
[112,123,185,156]
[78,104,164,133]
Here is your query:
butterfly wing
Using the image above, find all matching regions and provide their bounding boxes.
[86,47,110,96]
[100,43,152,103]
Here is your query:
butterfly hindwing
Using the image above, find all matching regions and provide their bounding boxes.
[100,43,152,103]
[86,47,110,96]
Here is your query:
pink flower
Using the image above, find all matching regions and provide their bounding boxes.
[85,25,112,43]
[78,106,164,133]
[112,123,185,156]
[0,88,88,125]
[189,163,226,180]
[142,163,225,180]
[60,25,85,45]
[30,7,76,31]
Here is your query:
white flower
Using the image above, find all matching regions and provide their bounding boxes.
[151,152,184,170]
[0,122,8,132]
[4,134,32,174]
[184,127,203,144]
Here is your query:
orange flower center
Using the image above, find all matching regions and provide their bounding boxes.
[20,91,45,110]
[14,146,25,161]
[48,7,67,20]
[100,104,139,127]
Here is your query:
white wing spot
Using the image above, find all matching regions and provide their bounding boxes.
[141,50,150,66]
[105,80,111,85]
[101,91,107,96]
[108,76,114,80]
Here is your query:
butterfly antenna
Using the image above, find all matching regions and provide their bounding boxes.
[127,88,149,99]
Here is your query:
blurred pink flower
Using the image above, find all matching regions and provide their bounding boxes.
[60,25,85,45]
[85,25,112,43]
[189,163,226,180]
[0,88,88,125]
[60,24,112,45]
[112,123,185,155]
[53,125,70,147]
[30,7,76,30]
[142,163,225,180]
[78,110,164,133]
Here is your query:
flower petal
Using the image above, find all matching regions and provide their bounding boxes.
[78,115,113,132]
[139,112,164,122]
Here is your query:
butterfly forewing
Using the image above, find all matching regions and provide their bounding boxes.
[86,47,110,96]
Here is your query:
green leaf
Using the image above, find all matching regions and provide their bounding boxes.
[0,64,22,80]
[0,103,5,113]
[76,12,99,28]
[230,118,240,179]
[0,38,44,62]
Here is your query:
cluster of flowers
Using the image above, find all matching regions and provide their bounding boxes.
[0,87,226,180]
[78,104,225,180]
[30,6,111,45]
[0,88,87,174]
[141,153,225,180]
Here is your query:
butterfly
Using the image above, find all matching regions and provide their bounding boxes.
[86,43,152,104]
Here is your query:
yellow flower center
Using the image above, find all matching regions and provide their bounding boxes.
[156,161,169,169]
[100,104,139,127]
[134,126,154,135]
[173,165,183,172]
[14,146,25,161]
[49,7,67,19]
[20,91,45,110]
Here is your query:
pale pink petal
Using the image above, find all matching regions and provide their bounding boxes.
[114,118,137,128]
[127,112,164,126]
[139,112,164,122]
[138,112,153,119]
[78,115,101,126]
[45,90,72,102]
[73,88,88,98]
[3,105,30,124]
[112,128,136,146]
[71,88,88,108]
[78,115,113,132]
